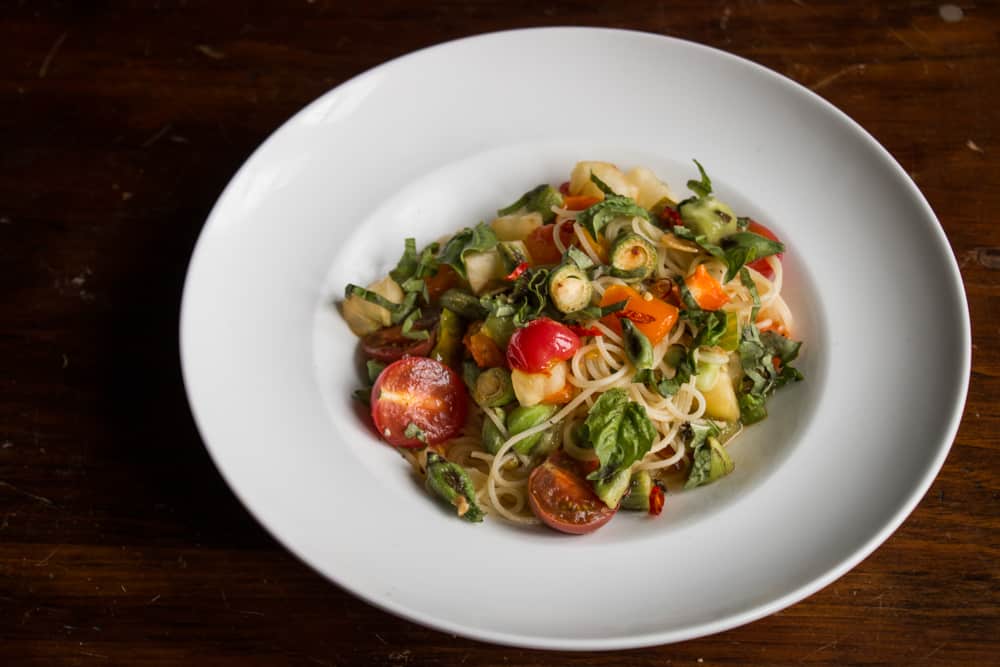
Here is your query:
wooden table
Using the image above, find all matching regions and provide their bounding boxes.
[2,2,997,664]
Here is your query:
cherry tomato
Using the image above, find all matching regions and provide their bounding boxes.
[528,450,616,534]
[506,318,581,373]
[523,223,577,266]
[361,324,436,363]
[746,220,783,279]
[370,356,468,448]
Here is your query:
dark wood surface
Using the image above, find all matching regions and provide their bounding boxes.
[2,1,997,664]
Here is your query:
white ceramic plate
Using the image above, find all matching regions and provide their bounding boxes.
[180,29,970,649]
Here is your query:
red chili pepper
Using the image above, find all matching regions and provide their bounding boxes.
[659,207,683,226]
[615,309,656,324]
[505,261,529,281]
[567,324,602,338]
[558,181,571,195]
[649,483,665,516]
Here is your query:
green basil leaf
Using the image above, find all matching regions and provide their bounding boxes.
[438,222,498,280]
[497,184,562,223]
[577,177,651,240]
[580,388,657,482]
[686,159,713,199]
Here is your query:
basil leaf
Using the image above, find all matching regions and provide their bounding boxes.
[683,421,721,489]
[736,324,804,424]
[577,173,651,240]
[497,184,562,223]
[579,388,656,482]
[403,422,428,444]
[400,308,429,340]
[565,245,594,271]
[739,267,761,322]
[686,159,713,199]
[480,266,551,327]
[438,222,498,280]
[561,298,627,324]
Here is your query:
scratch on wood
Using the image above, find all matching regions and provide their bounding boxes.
[39,31,68,78]
[0,481,55,506]
[799,639,838,662]
[141,123,173,149]
[374,632,387,644]
[79,651,109,659]
[196,44,226,60]
[34,545,61,566]
[810,64,866,91]
[923,641,947,660]
[888,29,929,75]
[967,140,984,153]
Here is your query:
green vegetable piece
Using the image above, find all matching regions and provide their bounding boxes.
[579,388,657,481]
[425,452,484,522]
[483,312,516,347]
[694,359,721,392]
[437,222,498,281]
[431,308,463,368]
[610,233,657,281]
[708,437,735,481]
[439,288,488,320]
[592,467,632,509]
[718,310,740,352]
[351,360,386,405]
[498,240,531,274]
[621,318,654,370]
[497,184,563,223]
[683,422,721,489]
[473,367,515,407]
[461,359,481,394]
[508,404,558,455]
[678,195,738,246]
[548,262,593,314]
[738,392,768,424]
[481,409,506,455]
[620,470,654,511]
[390,238,439,287]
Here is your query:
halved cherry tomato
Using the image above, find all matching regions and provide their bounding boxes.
[370,356,467,448]
[746,220,783,279]
[599,284,678,345]
[506,318,581,373]
[361,324,436,363]
[685,264,729,311]
[528,450,617,534]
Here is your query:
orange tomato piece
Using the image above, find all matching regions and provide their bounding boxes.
[686,264,729,311]
[540,382,576,406]
[462,322,505,368]
[524,223,607,266]
[562,195,602,211]
[599,284,678,345]
[424,264,459,302]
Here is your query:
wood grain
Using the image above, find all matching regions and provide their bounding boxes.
[1,1,997,664]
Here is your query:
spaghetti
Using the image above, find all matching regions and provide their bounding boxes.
[341,160,804,533]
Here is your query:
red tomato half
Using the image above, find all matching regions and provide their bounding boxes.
[528,450,616,534]
[506,318,581,373]
[746,221,783,279]
[370,357,467,448]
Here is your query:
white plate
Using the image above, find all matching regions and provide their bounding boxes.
[180,29,970,649]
